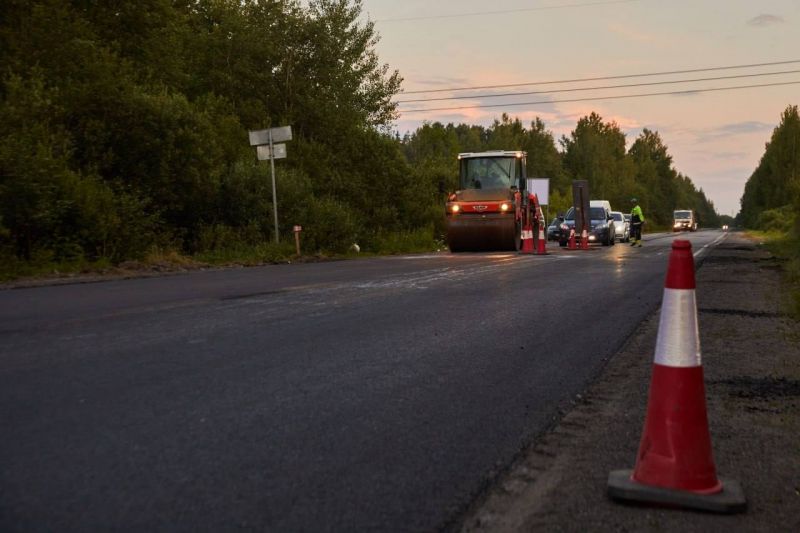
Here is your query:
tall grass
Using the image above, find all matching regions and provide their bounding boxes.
[370,227,442,255]
[756,230,800,320]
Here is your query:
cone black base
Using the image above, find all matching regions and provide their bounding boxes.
[607,470,746,514]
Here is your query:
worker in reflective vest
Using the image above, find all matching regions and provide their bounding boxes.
[630,198,645,247]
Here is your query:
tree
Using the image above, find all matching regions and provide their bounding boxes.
[739,105,800,229]
[561,112,634,212]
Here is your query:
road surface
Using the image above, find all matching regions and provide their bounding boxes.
[0,231,726,531]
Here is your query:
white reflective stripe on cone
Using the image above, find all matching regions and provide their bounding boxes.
[654,288,701,367]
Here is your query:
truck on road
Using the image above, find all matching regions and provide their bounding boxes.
[673,209,698,232]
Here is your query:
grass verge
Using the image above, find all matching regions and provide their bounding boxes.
[750,229,800,319]
[0,230,444,285]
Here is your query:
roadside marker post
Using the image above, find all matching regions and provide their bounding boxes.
[293,225,302,256]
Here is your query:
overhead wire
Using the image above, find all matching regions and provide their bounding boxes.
[400,59,800,95]
[397,80,800,114]
[395,69,800,103]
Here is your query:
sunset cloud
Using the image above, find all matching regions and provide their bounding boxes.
[747,14,784,27]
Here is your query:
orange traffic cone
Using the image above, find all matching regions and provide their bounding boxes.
[580,228,589,250]
[607,240,746,513]
[519,221,535,254]
[567,227,577,250]
[536,222,547,255]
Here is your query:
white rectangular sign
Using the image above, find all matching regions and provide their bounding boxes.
[249,125,293,146]
[527,178,550,205]
[256,143,287,160]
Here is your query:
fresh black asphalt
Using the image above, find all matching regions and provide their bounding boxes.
[0,232,723,531]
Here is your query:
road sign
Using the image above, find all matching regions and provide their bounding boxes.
[248,124,292,245]
[248,126,292,146]
[293,225,302,232]
[528,178,550,205]
[256,143,287,161]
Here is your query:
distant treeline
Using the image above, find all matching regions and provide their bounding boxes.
[401,113,720,228]
[738,105,800,233]
[2,0,720,269]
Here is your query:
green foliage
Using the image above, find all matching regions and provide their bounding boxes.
[371,227,441,254]
[740,106,800,319]
[755,205,796,233]
[302,196,361,253]
[1,0,404,272]
[0,0,729,278]
[739,106,800,230]
[562,112,632,207]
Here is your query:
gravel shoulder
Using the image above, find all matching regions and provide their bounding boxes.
[458,232,800,532]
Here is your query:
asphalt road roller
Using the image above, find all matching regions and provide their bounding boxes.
[445,150,528,252]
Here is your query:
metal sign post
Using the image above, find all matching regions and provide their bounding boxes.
[572,180,590,239]
[249,126,292,243]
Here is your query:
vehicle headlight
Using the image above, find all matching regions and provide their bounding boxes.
[560,224,569,230]
[451,204,460,213]
[499,203,509,212]
[596,223,607,229]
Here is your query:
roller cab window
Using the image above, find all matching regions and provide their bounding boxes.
[459,157,522,190]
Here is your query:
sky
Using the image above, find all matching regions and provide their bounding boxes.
[355,0,800,216]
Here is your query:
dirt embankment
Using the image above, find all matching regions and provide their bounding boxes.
[459,232,800,532]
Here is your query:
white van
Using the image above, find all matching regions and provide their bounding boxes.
[589,200,612,212]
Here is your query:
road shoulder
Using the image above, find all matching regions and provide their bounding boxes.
[458,232,800,532]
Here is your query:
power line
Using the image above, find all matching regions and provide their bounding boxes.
[396,69,800,104]
[373,0,639,23]
[400,59,800,95]
[397,80,800,114]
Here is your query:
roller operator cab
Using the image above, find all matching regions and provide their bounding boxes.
[445,151,526,252]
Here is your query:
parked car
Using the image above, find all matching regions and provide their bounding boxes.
[610,211,630,242]
[558,205,616,246]
[547,216,564,242]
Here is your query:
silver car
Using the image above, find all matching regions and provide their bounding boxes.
[611,211,630,242]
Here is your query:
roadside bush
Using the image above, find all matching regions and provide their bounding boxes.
[756,205,796,233]
[195,222,265,253]
[300,197,361,254]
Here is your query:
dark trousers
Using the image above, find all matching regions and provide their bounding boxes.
[631,222,642,241]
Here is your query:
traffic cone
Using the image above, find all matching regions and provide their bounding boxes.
[607,240,746,513]
[536,221,547,255]
[567,227,577,250]
[519,221,535,254]
[580,228,589,250]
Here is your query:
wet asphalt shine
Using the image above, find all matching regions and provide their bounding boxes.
[0,231,727,532]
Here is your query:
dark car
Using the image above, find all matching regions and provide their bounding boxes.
[547,217,563,241]
[558,206,616,246]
